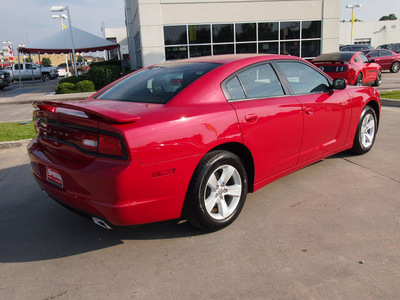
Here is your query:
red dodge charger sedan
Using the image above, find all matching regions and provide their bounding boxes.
[312,51,382,86]
[28,54,381,231]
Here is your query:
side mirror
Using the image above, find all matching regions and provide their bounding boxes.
[333,78,347,90]
[369,59,376,63]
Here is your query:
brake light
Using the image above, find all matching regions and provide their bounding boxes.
[98,134,125,157]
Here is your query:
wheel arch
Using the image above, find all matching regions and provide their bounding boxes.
[365,99,380,129]
[211,142,255,193]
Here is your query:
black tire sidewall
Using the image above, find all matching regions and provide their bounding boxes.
[188,151,248,231]
[356,73,363,86]
[42,73,50,81]
[352,106,377,154]
[391,62,400,73]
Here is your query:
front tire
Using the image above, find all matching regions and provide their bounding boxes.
[351,105,377,155]
[183,150,248,232]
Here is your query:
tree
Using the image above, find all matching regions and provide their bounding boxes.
[77,55,87,63]
[379,14,397,21]
[42,57,52,67]
[25,57,33,62]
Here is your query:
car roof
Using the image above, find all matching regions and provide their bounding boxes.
[157,54,296,66]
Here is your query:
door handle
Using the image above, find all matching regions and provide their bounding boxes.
[304,108,314,115]
[245,114,258,123]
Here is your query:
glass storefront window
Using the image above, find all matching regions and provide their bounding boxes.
[213,44,234,55]
[280,22,300,40]
[189,25,211,44]
[236,43,257,53]
[301,40,321,58]
[165,46,188,60]
[164,26,187,45]
[258,42,279,54]
[280,41,300,56]
[212,24,234,43]
[302,21,321,39]
[236,23,256,42]
[189,45,211,57]
[163,20,321,60]
[258,22,279,41]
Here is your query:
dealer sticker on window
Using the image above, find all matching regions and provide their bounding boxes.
[46,167,63,188]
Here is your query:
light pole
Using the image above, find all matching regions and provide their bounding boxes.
[52,14,70,74]
[50,5,78,76]
[17,44,25,88]
[346,4,362,44]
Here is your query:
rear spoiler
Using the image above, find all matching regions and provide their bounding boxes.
[33,100,140,124]
[313,60,348,64]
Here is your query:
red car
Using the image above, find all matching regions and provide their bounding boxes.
[312,52,382,86]
[27,54,381,232]
[364,49,400,73]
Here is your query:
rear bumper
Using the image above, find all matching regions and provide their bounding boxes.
[27,138,197,226]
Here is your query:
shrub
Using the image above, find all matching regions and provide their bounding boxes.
[75,80,95,93]
[87,65,121,90]
[59,75,81,84]
[55,82,76,94]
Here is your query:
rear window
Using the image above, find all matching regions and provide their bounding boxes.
[95,62,221,104]
[313,52,354,62]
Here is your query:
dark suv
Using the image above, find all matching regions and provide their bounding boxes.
[340,44,373,52]
[0,70,12,90]
[377,43,400,54]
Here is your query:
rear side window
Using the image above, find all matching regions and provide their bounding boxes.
[95,62,220,104]
[380,50,393,57]
[226,63,284,100]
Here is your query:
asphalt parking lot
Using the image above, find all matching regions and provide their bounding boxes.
[0,105,399,299]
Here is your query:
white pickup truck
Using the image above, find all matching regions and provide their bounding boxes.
[12,63,58,81]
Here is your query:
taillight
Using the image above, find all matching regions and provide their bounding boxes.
[98,134,125,157]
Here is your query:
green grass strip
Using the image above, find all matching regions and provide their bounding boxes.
[0,121,36,142]
[380,91,400,100]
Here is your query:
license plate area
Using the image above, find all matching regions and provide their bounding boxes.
[46,166,64,188]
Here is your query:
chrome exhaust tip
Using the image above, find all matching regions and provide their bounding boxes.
[92,217,112,230]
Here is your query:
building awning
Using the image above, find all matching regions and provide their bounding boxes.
[18,26,119,54]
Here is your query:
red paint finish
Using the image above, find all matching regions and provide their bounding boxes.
[27,54,381,227]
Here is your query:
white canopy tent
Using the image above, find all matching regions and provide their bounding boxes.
[18,26,119,54]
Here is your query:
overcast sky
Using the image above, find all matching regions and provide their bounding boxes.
[0,0,399,50]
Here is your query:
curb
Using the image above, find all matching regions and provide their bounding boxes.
[381,98,400,107]
[0,139,31,150]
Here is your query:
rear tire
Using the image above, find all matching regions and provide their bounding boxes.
[351,106,377,155]
[355,73,363,86]
[42,73,50,81]
[183,150,248,232]
[372,70,381,86]
[390,61,400,73]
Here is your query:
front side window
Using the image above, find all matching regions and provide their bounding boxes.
[95,63,220,104]
[359,54,369,64]
[278,61,330,94]
[368,51,379,58]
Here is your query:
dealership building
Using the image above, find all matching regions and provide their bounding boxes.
[123,0,341,69]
